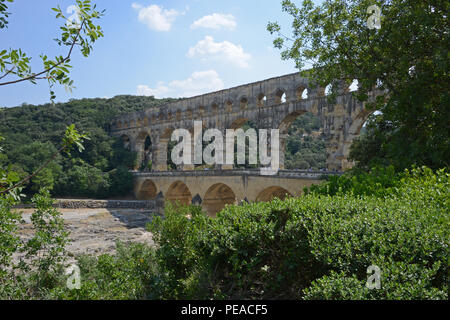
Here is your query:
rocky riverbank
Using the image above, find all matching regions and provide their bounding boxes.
[14,208,160,263]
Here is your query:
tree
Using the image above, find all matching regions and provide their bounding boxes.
[108,166,134,198]
[0,0,103,195]
[268,0,449,170]
[60,160,109,198]
[0,0,104,101]
[0,0,102,291]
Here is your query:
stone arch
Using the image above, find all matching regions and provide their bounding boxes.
[121,134,131,150]
[256,186,292,202]
[257,93,267,107]
[138,179,158,200]
[136,131,151,143]
[278,111,307,134]
[324,84,332,96]
[277,111,327,170]
[225,100,233,113]
[341,107,377,157]
[135,131,152,167]
[275,89,287,104]
[240,96,248,109]
[144,135,152,152]
[197,106,205,118]
[211,103,219,115]
[166,181,193,206]
[161,127,174,139]
[161,127,177,171]
[296,86,308,100]
[141,135,153,170]
[202,183,236,216]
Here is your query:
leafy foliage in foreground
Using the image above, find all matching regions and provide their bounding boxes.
[0,189,69,299]
[146,167,448,300]
[51,242,158,300]
[1,167,447,300]
[268,0,449,171]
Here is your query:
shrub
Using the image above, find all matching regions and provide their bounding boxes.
[51,242,158,300]
[304,165,401,197]
[147,167,448,300]
[107,165,134,198]
[0,188,69,299]
[148,204,209,299]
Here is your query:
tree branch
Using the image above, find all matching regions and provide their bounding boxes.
[0,19,86,86]
[0,65,15,80]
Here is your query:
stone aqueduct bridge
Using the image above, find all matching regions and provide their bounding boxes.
[111,72,373,215]
[133,169,332,216]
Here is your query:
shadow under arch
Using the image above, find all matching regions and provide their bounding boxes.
[165,181,192,206]
[138,179,158,200]
[256,186,292,202]
[121,134,131,150]
[136,131,152,170]
[202,183,236,217]
[342,108,378,158]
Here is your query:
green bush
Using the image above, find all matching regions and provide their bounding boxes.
[305,165,401,197]
[2,167,447,300]
[51,242,158,300]
[0,188,70,299]
[107,165,134,198]
[147,167,449,300]
[148,204,209,299]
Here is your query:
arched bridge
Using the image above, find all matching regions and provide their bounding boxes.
[111,72,376,215]
[134,169,336,216]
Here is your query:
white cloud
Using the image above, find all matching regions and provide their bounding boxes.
[137,70,224,98]
[191,13,237,31]
[137,82,170,97]
[132,3,180,31]
[187,36,251,68]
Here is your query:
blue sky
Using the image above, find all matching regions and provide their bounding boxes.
[0,0,316,108]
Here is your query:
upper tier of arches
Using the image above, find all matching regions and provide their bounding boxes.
[111,73,359,131]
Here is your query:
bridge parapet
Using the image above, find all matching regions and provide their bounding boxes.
[132,169,342,180]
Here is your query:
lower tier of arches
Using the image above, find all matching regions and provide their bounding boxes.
[134,175,320,216]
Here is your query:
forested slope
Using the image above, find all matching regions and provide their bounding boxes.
[0,96,175,199]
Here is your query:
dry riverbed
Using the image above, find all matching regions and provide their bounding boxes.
[14,208,159,262]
